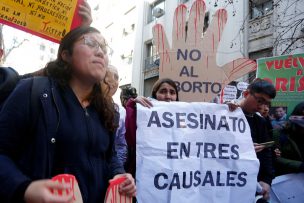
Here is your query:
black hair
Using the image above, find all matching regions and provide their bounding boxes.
[247,78,276,99]
[44,26,117,134]
[291,101,304,116]
[120,86,137,107]
[151,78,179,101]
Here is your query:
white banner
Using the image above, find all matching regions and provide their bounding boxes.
[136,101,259,203]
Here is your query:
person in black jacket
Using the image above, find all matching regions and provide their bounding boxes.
[238,78,276,202]
[0,26,136,203]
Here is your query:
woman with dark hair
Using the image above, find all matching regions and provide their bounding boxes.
[273,101,304,176]
[0,26,135,202]
[124,78,179,178]
[151,78,179,102]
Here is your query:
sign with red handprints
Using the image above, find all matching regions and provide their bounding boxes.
[152,0,256,102]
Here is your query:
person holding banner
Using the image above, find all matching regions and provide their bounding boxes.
[0,26,135,203]
[124,78,179,177]
[273,101,304,176]
[238,78,276,201]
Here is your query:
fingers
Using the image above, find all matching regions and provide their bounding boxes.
[172,4,187,48]
[78,0,92,26]
[119,174,136,197]
[222,58,257,82]
[226,102,239,112]
[254,143,265,153]
[187,0,206,47]
[134,96,153,108]
[152,24,171,73]
[202,9,227,55]
[24,180,74,203]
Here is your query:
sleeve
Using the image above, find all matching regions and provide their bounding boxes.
[0,79,33,202]
[256,117,274,185]
[276,157,303,172]
[110,107,126,176]
[115,106,128,165]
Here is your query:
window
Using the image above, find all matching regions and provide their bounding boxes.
[148,0,165,23]
[145,42,158,70]
[250,0,273,19]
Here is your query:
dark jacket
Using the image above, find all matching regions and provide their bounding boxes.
[0,77,124,202]
[273,124,304,176]
[245,113,273,185]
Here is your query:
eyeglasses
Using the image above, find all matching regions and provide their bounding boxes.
[82,36,112,54]
[251,92,271,106]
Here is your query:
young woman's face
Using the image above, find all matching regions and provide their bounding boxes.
[68,32,109,84]
[155,82,177,102]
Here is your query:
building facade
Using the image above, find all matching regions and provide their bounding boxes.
[132,0,304,97]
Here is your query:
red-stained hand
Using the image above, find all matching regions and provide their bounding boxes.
[112,173,136,197]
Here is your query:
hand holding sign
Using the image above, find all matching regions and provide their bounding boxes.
[152,0,256,102]
[104,175,133,203]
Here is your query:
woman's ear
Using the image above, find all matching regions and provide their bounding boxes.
[61,50,71,63]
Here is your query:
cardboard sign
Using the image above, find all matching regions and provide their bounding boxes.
[104,176,132,203]
[0,0,84,43]
[152,0,256,102]
[52,174,83,203]
[136,101,259,203]
[257,53,304,116]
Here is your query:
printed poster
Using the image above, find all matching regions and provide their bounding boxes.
[257,53,304,116]
[0,0,84,43]
[136,101,259,203]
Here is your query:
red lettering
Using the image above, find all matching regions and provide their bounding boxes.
[298,76,304,92]
[284,56,292,68]
[274,60,283,69]
[297,69,303,76]
[299,57,304,68]
[276,78,288,92]
[266,61,274,70]
[293,57,298,67]
[289,77,295,92]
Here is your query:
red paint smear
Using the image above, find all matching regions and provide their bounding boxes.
[0,0,84,43]
[105,177,132,203]
[227,60,257,79]
[52,174,76,200]
[175,5,186,40]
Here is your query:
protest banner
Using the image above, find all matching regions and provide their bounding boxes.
[0,0,84,43]
[257,53,304,116]
[152,0,256,102]
[136,101,259,203]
